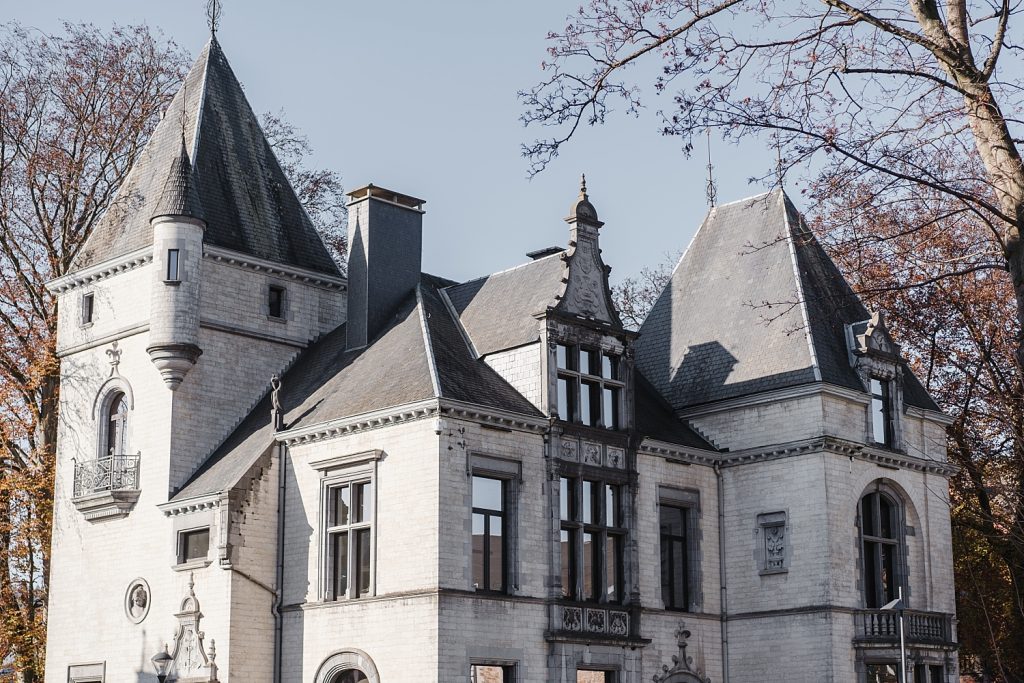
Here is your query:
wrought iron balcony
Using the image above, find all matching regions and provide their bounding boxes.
[854,608,955,646]
[72,454,141,521]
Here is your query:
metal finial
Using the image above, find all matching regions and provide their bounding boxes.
[206,0,222,36]
[775,134,785,187]
[705,129,718,207]
[579,173,588,197]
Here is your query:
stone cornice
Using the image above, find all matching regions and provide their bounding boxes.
[276,399,441,446]
[56,322,149,358]
[204,245,346,290]
[46,246,154,294]
[437,398,548,433]
[638,438,719,466]
[158,493,221,516]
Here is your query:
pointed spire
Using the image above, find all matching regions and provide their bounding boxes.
[567,172,602,226]
[151,139,204,223]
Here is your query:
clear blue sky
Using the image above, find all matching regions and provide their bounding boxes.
[12,1,781,284]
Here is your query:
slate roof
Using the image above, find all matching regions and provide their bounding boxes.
[444,252,566,356]
[173,274,544,501]
[636,189,939,412]
[74,39,339,276]
[152,141,204,221]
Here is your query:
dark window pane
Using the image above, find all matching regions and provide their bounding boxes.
[606,535,621,603]
[864,541,880,607]
[489,515,504,592]
[866,664,899,683]
[582,481,595,524]
[660,505,686,537]
[560,477,573,521]
[557,376,576,421]
[582,532,596,600]
[167,249,179,281]
[269,286,285,318]
[352,482,368,523]
[557,344,575,370]
[332,531,348,598]
[337,670,369,683]
[577,672,610,683]
[671,539,687,607]
[930,666,943,683]
[181,528,210,562]
[879,495,894,538]
[560,529,576,599]
[331,486,350,526]
[581,380,601,426]
[355,528,371,596]
[579,348,594,375]
[82,293,94,324]
[473,476,503,511]
[660,504,689,610]
[472,513,485,589]
[880,543,896,604]
[862,495,877,536]
[107,392,128,456]
[471,665,510,683]
[872,396,887,444]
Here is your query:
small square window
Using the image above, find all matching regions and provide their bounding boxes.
[166,249,180,282]
[577,672,614,683]
[178,528,210,564]
[81,292,95,325]
[268,285,286,319]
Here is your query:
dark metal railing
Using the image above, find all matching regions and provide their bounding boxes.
[73,455,140,498]
[854,608,953,644]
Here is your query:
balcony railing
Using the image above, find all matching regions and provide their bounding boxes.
[854,609,955,645]
[73,454,140,499]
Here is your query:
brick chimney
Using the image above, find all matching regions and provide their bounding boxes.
[345,184,425,349]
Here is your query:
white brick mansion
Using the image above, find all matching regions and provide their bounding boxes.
[44,38,958,683]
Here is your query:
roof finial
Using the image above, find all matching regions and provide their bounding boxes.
[705,129,718,207]
[774,133,785,188]
[579,173,588,198]
[206,0,222,36]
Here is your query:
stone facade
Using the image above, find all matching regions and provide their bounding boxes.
[43,36,957,683]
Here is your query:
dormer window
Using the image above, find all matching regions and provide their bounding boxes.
[870,377,894,447]
[555,343,622,429]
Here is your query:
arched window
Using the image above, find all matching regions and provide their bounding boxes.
[104,391,129,456]
[861,489,901,608]
[314,650,379,683]
[331,672,368,683]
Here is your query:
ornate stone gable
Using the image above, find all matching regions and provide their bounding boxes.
[167,575,219,682]
[553,176,623,328]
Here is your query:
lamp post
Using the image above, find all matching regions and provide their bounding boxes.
[881,587,907,683]
[151,645,173,683]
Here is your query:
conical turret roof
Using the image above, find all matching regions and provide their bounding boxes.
[151,139,204,221]
[74,38,340,276]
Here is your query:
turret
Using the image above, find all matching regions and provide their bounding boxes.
[146,140,205,389]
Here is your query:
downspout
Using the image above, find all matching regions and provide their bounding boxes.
[714,462,729,683]
[272,375,286,683]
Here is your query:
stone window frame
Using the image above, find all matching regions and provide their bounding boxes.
[267,282,288,321]
[554,342,625,430]
[92,379,134,459]
[313,649,380,683]
[470,661,518,682]
[560,474,627,604]
[176,526,211,566]
[470,454,521,595]
[171,506,216,571]
[658,486,702,612]
[80,291,95,327]
[312,451,381,602]
[67,662,105,683]
[165,248,181,283]
[856,480,911,609]
[755,510,789,575]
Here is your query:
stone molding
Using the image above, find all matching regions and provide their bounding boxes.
[46,245,153,294]
[204,244,346,291]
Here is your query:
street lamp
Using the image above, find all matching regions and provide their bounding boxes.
[151,645,173,683]
[881,587,907,683]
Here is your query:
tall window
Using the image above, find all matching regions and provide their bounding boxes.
[166,249,180,282]
[870,377,894,446]
[861,490,900,608]
[325,480,373,600]
[555,344,623,429]
[269,285,286,319]
[660,504,689,610]
[472,476,506,592]
[866,664,899,683]
[914,664,944,683]
[560,476,624,603]
[81,292,94,325]
[105,391,128,456]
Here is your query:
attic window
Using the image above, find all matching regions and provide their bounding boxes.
[178,528,210,564]
[870,377,894,447]
[268,285,286,319]
[555,343,622,429]
[81,292,94,326]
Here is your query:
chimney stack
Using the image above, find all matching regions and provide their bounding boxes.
[345,184,425,349]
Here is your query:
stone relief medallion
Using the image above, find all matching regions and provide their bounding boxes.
[608,610,629,636]
[582,442,602,466]
[560,439,579,462]
[606,447,625,469]
[562,606,583,631]
[124,578,151,624]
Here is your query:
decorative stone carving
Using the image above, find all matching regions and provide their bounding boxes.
[166,574,219,682]
[608,610,628,636]
[562,606,583,631]
[765,524,785,570]
[105,340,122,376]
[560,439,579,462]
[582,441,602,467]
[652,622,712,683]
[585,608,606,633]
[124,578,151,624]
[606,447,625,469]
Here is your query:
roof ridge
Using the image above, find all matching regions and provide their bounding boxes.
[444,249,566,290]
[415,285,442,398]
[779,191,822,382]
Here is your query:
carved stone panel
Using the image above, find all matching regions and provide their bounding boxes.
[582,441,602,467]
[607,610,629,636]
[562,606,583,632]
[584,608,606,634]
[560,438,580,463]
[605,447,625,469]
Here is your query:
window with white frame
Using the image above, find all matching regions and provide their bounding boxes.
[324,479,373,600]
[177,527,210,564]
[81,292,95,325]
